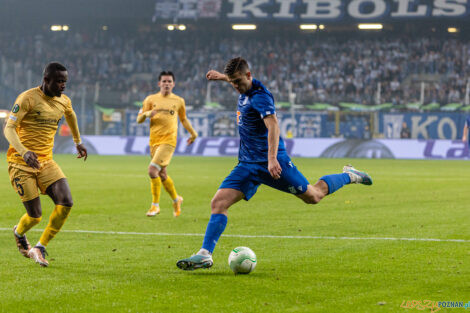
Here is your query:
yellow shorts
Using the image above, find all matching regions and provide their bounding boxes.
[8,160,66,202]
[150,144,175,168]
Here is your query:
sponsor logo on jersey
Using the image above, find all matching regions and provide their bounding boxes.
[36,118,61,125]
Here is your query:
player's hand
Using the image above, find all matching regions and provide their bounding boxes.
[23,151,40,169]
[463,137,467,143]
[268,158,282,180]
[187,135,197,146]
[76,144,88,161]
[206,70,226,81]
[149,110,158,118]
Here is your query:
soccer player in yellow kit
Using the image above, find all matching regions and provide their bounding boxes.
[137,71,197,217]
[4,62,87,267]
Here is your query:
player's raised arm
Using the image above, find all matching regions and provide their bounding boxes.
[64,105,87,161]
[206,70,229,82]
[178,99,197,145]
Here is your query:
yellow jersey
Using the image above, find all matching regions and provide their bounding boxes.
[141,92,187,147]
[6,87,75,165]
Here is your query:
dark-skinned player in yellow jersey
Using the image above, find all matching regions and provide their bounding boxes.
[4,62,87,267]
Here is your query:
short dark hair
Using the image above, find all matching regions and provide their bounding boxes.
[224,57,249,77]
[159,71,175,81]
[43,62,67,78]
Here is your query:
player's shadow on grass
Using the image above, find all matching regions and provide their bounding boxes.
[179,271,269,278]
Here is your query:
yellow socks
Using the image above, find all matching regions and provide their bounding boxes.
[39,205,71,247]
[16,214,42,236]
[150,177,162,204]
[162,176,178,201]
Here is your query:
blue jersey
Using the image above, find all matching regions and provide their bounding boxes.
[237,79,288,163]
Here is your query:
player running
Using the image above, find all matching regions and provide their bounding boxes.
[5,62,87,267]
[137,71,197,217]
[177,57,372,270]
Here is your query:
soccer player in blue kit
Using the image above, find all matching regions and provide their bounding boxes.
[176,57,372,271]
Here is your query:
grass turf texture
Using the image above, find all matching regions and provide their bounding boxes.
[0,154,469,313]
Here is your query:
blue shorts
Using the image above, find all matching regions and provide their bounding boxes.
[219,156,310,200]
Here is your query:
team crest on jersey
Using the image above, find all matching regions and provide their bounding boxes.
[239,96,250,107]
[12,104,19,113]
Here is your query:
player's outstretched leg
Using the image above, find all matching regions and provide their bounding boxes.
[298,164,372,204]
[177,189,243,271]
[342,164,372,185]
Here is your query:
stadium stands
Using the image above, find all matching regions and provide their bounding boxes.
[0,30,469,110]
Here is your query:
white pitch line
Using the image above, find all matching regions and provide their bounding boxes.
[1,228,469,243]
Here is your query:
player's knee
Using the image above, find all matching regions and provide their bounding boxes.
[210,197,229,214]
[159,171,167,181]
[148,167,159,178]
[58,195,73,207]
[303,193,322,205]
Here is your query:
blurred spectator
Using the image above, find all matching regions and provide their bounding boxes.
[0,31,468,109]
[400,122,411,138]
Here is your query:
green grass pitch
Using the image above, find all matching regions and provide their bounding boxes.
[0,154,469,313]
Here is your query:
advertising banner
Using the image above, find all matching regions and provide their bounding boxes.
[54,136,470,160]
[125,111,329,138]
[380,112,467,140]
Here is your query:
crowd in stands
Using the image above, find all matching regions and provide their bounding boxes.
[0,30,469,109]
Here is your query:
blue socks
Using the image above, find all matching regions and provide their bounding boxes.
[201,214,228,253]
[320,173,351,194]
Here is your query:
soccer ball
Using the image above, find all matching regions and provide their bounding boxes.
[228,247,257,274]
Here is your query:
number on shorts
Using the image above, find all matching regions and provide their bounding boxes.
[14,178,24,196]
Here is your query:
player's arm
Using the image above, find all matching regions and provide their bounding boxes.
[4,97,40,169]
[178,99,197,145]
[263,114,282,180]
[64,101,87,161]
[136,98,155,123]
[206,70,229,83]
[462,124,468,142]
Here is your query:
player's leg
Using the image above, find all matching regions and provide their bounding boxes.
[261,157,371,205]
[177,162,258,271]
[29,162,71,267]
[159,166,183,217]
[298,164,372,204]
[155,144,181,217]
[176,188,244,270]
[14,198,42,258]
[147,145,162,216]
[9,165,42,258]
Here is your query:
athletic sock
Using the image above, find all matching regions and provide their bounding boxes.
[197,248,211,256]
[16,214,42,236]
[150,177,162,204]
[201,214,228,254]
[39,205,71,247]
[35,242,46,249]
[162,176,178,201]
[320,173,351,195]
